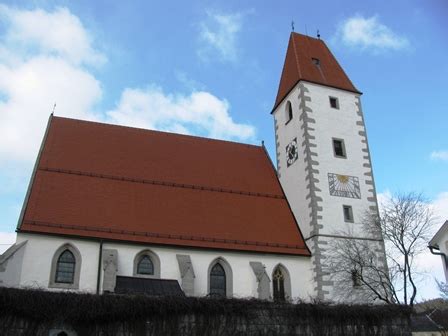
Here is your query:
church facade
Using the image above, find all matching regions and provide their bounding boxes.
[0,33,386,302]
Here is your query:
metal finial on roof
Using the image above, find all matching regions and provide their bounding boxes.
[317,30,321,39]
[291,20,294,32]
[51,103,56,116]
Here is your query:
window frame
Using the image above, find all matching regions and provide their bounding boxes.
[332,138,347,159]
[49,244,82,290]
[133,250,161,279]
[343,205,354,223]
[55,249,76,284]
[351,269,362,287]
[207,257,233,298]
[329,96,339,109]
[312,58,320,66]
[136,255,154,275]
[272,264,292,302]
[285,101,293,124]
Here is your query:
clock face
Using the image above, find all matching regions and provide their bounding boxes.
[328,173,361,199]
[286,138,298,167]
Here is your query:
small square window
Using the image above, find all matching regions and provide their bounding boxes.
[329,97,339,109]
[332,138,346,158]
[312,58,320,66]
[351,269,361,287]
[343,205,354,222]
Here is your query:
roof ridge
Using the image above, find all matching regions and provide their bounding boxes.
[52,116,260,149]
[39,167,285,199]
[291,33,302,79]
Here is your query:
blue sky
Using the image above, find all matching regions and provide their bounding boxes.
[0,0,447,300]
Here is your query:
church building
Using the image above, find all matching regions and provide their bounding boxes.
[0,33,386,302]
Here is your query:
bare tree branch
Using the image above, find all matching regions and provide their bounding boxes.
[326,192,436,306]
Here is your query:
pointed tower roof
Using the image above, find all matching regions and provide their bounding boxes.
[273,32,361,112]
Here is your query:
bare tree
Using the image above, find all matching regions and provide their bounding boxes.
[327,192,435,306]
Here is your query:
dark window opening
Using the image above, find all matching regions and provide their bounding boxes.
[312,58,320,66]
[273,267,285,302]
[137,255,154,275]
[333,139,346,158]
[351,269,361,287]
[286,101,293,123]
[210,263,226,297]
[329,97,339,109]
[55,250,75,284]
[343,205,354,222]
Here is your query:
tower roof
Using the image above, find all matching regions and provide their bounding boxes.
[273,32,361,111]
[18,116,310,256]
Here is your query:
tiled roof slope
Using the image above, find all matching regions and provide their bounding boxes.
[19,116,310,256]
[273,32,361,111]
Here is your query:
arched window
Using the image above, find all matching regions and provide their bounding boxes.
[210,263,226,297]
[273,266,285,301]
[272,264,291,302]
[208,258,233,298]
[49,244,82,289]
[137,255,154,275]
[55,250,76,284]
[133,250,161,278]
[286,101,293,122]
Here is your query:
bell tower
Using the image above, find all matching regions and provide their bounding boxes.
[272,33,386,301]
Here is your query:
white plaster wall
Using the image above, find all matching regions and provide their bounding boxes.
[273,84,313,238]
[13,233,314,300]
[103,241,313,299]
[16,233,100,292]
[272,80,383,302]
[304,82,377,236]
[274,81,378,239]
[436,230,448,281]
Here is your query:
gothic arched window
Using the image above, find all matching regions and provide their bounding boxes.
[133,250,161,278]
[210,263,226,297]
[137,255,154,275]
[49,244,82,289]
[55,250,76,284]
[273,266,286,302]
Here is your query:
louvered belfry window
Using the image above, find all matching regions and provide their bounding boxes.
[210,263,226,297]
[55,250,76,284]
[137,255,154,275]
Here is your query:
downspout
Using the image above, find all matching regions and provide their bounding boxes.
[96,239,103,294]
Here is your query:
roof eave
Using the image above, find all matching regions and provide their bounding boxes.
[271,79,362,114]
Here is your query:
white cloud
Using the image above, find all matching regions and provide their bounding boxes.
[0,6,256,165]
[198,11,243,62]
[0,57,102,162]
[335,15,409,51]
[0,5,106,66]
[0,6,104,163]
[431,150,448,161]
[107,87,255,141]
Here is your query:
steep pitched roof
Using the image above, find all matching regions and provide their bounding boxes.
[273,32,361,111]
[18,116,310,256]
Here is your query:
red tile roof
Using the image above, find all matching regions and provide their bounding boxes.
[273,33,361,111]
[19,116,310,256]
